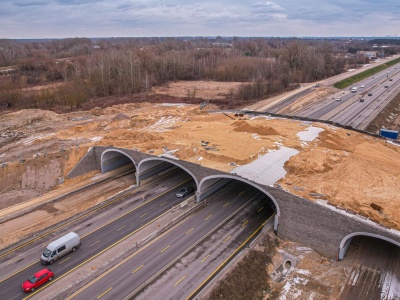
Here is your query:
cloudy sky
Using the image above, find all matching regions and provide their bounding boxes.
[1,0,400,38]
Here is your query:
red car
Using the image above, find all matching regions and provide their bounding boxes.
[22,268,54,293]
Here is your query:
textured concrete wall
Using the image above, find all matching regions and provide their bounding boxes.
[67,147,98,178]
[263,187,400,258]
[69,146,400,259]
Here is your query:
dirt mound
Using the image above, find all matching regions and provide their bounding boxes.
[2,109,62,129]
[284,149,344,175]
[233,120,280,136]
[100,131,164,146]
[317,130,355,152]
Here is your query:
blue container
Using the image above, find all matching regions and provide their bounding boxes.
[379,129,399,140]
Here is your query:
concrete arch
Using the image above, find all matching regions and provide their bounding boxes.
[339,232,400,260]
[138,157,199,187]
[199,175,281,232]
[199,174,280,216]
[100,149,138,174]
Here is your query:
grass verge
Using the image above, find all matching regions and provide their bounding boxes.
[334,57,400,89]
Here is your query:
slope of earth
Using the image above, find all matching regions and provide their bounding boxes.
[0,104,399,232]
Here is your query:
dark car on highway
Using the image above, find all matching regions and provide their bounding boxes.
[368,92,373,96]
[176,186,195,198]
[22,268,54,293]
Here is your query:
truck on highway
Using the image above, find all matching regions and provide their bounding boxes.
[41,232,81,264]
[351,87,357,93]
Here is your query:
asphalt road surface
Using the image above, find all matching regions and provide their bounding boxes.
[294,63,400,130]
[0,170,193,300]
[68,182,274,300]
[136,196,274,300]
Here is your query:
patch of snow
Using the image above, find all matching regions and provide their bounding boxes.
[296,126,324,142]
[160,103,188,107]
[380,269,400,300]
[17,133,54,145]
[296,246,313,252]
[231,146,299,186]
[387,141,400,147]
[145,116,181,132]
[350,268,360,286]
[280,276,309,300]
[90,136,103,142]
[296,269,311,276]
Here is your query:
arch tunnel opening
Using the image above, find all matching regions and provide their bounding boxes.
[100,150,279,232]
[339,232,400,260]
[338,235,400,299]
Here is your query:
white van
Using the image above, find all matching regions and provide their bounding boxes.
[41,232,81,265]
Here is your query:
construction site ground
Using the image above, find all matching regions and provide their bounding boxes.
[0,80,400,299]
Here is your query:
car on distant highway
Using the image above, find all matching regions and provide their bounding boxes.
[361,84,365,88]
[176,186,195,198]
[336,97,341,101]
[368,92,373,96]
[360,98,365,102]
[385,85,389,88]
[22,268,54,293]
[389,78,393,81]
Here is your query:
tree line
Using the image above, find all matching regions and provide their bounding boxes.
[1,37,398,110]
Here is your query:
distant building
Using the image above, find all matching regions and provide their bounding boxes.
[357,51,377,59]
[212,43,233,48]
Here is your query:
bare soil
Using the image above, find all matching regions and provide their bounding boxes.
[1,97,400,232]
[0,79,399,300]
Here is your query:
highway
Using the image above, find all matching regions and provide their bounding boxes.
[0,169,193,300]
[68,182,274,300]
[137,197,274,300]
[290,62,400,130]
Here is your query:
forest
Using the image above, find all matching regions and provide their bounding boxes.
[1,37,399,111]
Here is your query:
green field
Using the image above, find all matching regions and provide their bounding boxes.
[334,57,400,89]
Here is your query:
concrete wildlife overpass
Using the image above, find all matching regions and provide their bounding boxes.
[68,146,400,260]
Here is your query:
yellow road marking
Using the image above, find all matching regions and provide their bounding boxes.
[258,207,264,212]
[59,257,70,265]
[238,191,244,196]
[132,264,144,274]
[97,287,112,299]
[186,213,276,300]
[66,211,192,300]
[116,225,125,231]
[161,245,171,253]
[6,257,22,265]
[140,213,148,218]
[223,202,230,207]
[25,178,191,300]
[185,228,194,235]
[242,220,248,227]
[160,202,167,206]
[0,172,167,260]
[201,254,210,263]
[205,215,212,220]
[174,275,186,286]
[90,240,100,247]
[223,236,231,243]
[0,260,38,283]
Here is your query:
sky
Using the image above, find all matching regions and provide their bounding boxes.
[1,0,400,39]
